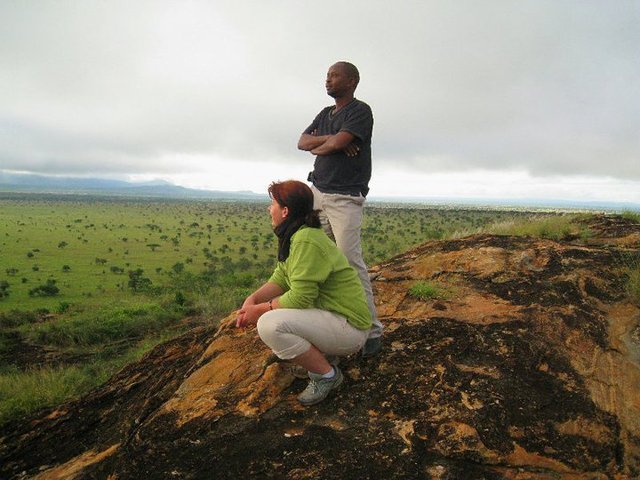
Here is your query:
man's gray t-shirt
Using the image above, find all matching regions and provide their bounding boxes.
[304,98,373,197]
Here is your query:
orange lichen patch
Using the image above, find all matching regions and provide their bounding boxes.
[555,417,613,444]
[158,325,282,426]
[619,232,640,248]
[236,362,294,417]
[505,442,573,473]
[580,349,640,436]
[460,391,484,410]
[310,415,350,432]
[448,292,522,325]
[158,341,202,364]
[412,247,509,280]
[411,251,468,279]
[425,464,449,479]
[345,365,361,380]
[289,401,307,413]
[377,320,402,333]
[576,274,612,301]
[563,330,598,369]
[454,363,501,379]
[377,279,521,325]
[598,232,640,248]
[556,302,640,439]
[606,303,640,358]
[33,444,120,480]
[467,246,512,277]
[513,248,554,273]
[43,408,69,421]
[374,284,409,317]
[393,296,442,319]
[283,427,305,437]
[286,466,324,479]
[393,419,415,450]
[434,422,501,462]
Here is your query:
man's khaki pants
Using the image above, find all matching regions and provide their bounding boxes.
[311,186,383,338]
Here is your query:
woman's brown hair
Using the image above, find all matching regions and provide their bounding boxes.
[268,180,321,261]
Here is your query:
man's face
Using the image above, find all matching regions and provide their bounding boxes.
[325,64,354,99]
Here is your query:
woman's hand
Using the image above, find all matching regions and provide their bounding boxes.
[236,303,268,328]
[235,283,283,328]
[241,295,257,310]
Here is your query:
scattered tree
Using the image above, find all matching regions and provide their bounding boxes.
[0,280,9,299]
[29,279,60,297]
[128,269,152,292]
[172,262,185,274]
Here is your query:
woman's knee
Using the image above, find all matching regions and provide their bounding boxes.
[256,316,272,343]
[256,310,283,345]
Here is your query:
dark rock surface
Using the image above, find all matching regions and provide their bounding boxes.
[1,215,639,479]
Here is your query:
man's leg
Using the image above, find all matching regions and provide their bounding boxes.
[311,187,383,340]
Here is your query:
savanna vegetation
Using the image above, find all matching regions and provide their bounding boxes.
[0,192,615,425]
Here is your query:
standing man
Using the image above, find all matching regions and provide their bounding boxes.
[297,61,383,357]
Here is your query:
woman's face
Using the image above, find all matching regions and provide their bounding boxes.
[269,197,288,227]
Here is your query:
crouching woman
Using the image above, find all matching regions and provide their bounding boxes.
[236,180,372,406]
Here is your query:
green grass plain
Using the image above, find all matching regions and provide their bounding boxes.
[0,195,536,312]
[0,197,278,311]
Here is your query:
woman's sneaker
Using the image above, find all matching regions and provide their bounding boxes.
[297,367,344,406]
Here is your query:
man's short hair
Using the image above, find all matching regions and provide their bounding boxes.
[336,61,360,86]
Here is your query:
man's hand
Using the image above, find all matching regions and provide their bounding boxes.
[298,130,330,151]
[343,142,360,157]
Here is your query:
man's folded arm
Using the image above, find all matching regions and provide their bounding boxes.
[309,131,356,156]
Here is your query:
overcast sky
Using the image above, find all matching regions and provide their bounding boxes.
[1,1,639,203]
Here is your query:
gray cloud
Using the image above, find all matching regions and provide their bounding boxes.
[1,0,638,183]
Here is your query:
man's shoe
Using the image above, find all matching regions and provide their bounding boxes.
[297,367,344,406]
[361,336,382,358]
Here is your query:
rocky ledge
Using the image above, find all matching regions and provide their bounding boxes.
[1,215,639,479]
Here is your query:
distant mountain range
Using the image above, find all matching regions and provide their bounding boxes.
[0,171,265,200]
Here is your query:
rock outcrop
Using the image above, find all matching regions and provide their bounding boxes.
[1,215,639,479]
